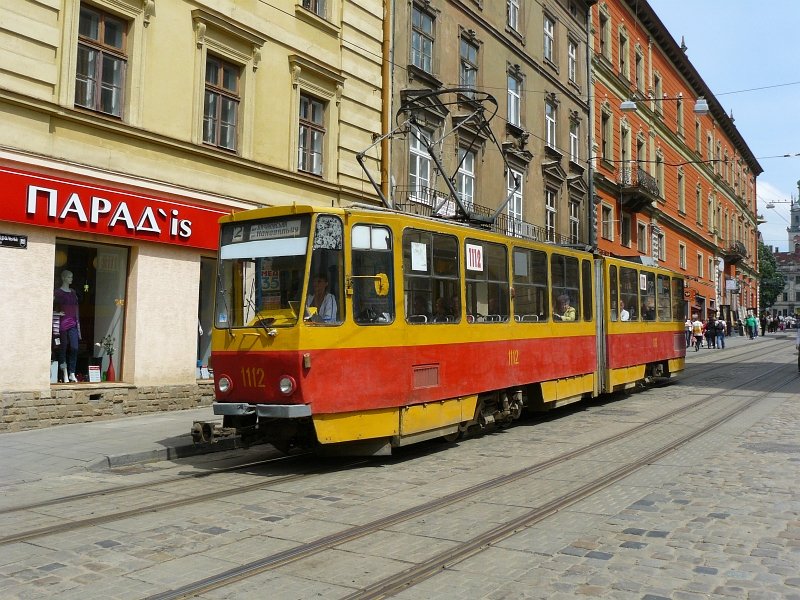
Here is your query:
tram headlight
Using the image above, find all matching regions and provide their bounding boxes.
[278,375,296,395]
[217,376,232,394]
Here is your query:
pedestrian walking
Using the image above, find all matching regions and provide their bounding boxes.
[704,318,716,349]
[691,316,704,351]
[715,317,726,349]
[684,318,692,348]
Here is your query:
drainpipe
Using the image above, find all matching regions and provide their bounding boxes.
[381,0,393,205]
[586,1,598,251]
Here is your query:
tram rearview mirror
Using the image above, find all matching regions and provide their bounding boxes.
[374,273,389,296]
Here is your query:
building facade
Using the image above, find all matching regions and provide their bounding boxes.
[385,0,595,247]
[0,0,383,430]
[590,0,761,324]
[769,193,800,317]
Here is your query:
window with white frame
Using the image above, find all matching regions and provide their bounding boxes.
[301,0,325,18]
[599,10,610,60]
[456,148,475,210]
[695,120,701,152]
[679,242,686,269]
[411,5,434,73]
[677,169,685,213]
[569,200,580,244]
[657,232,666,261]
[569,120,579,163]
[621,212,631,246]
[676,97,684,136]
[543,15,555,62]
[601,204,613,240]
[653,73,663,114]
[409,127,432,201]
[460,37,478,94]
[76,5,127,117]
[634,49,643,92]
[545,100,557,148]
[545,187,557,242]
[298,93,325,175]
[568,40,577,82]
[507,0,520,31]
[203,55,240,151]
[637,221,647,253]
[655,154,664,198]
[507,72,522,127]
[618,30,628,79]
[697,252,703,278]
[507,169,523,236]
[696,186,703,225]
[601,109,612,160]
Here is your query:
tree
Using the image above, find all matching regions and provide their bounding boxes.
[758,240,786,309]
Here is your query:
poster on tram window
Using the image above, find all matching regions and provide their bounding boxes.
[260,264,281,310]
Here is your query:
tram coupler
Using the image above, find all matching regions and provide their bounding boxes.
[190,420,236,444]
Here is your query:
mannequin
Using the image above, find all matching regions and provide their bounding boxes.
[54,269,81,383]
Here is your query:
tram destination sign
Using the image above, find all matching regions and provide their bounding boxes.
[0,233,27,249]
[250,220,302,240]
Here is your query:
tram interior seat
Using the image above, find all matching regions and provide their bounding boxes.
[521,314,538,322]
[432,316,452,323]
[408,314,428,323]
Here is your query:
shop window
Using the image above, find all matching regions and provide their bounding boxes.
[465,240,508,323]
[513,247,548,322]
[404,230,460,323]
[197,257,216,377]
[53,240,128,383]
[352,224,394,324]
[551,253,580,321]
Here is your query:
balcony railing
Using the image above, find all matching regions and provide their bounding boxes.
[393,186,577,246]
[619,166,660,212]
[721,240,748,265]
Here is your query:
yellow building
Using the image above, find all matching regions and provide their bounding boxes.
[0,0,383,430]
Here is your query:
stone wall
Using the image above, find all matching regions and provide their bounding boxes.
[0,382,215,432]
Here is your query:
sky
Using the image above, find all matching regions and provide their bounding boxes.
[648,0,800,252]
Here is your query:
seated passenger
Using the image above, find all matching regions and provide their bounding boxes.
[619,299,630,321]
[433,297,452,322]
[642,297,656,321]
[554,294,576,321]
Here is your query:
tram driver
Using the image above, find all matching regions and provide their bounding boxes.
[306,272,338,323]
[553,294,576,321]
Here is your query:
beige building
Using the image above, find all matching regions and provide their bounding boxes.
[385,0,595,245]
[0,0,383,430]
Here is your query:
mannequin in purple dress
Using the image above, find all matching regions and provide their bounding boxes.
[54,269,81,382]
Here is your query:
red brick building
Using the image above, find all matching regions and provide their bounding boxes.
[590,0,761,323]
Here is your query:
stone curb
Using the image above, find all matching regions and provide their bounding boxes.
[87,436,244,471]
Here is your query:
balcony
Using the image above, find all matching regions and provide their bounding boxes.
[619,167,660,212]
[722,240,748,265]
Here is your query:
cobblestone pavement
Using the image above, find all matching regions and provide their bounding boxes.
[0,333,798,599]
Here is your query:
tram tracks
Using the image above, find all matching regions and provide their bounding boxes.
[0,341,787,550]
[144,354,798,599]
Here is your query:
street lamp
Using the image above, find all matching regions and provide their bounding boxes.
[620,95,709,115]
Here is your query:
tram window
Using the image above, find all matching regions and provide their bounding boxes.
[582,259,593,321]
[466,239,509,323]
[353,224,394,325]
[609,265,619,321]
[403,230,459,324]
[619,266,638,320]
[551,253,580,321]
[307,215,344,325]
[671,277,685,321]
[640,271,656,321]
[657,274,671,321]
[513,248,548,322]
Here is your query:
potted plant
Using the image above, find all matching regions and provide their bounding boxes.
[96,335,116,381]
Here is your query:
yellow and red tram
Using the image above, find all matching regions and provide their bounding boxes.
[210,204,685,454]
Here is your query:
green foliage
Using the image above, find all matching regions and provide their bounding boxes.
[758,241,786,308]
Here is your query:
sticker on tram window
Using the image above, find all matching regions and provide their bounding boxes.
[411,242,428,272]
[639,273,647,291]
[466,243,483,271]
[250,220,302,241]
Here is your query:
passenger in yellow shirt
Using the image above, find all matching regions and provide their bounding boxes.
[554,295,576,321]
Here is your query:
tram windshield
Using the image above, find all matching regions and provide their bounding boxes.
[215,215,311,328]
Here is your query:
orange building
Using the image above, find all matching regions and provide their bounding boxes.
[590,0,761,323]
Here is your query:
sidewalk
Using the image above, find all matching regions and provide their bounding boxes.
[0,406,228,487]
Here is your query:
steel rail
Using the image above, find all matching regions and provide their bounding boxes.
[145,351,795,600]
